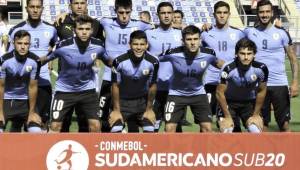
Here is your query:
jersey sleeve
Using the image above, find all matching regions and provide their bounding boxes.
[30,61,40,80]
[281,29,293,46]
[139,21,153,31]
[0,61,6,79]
[219,64,231,84]
[158,54,172,62]
[149,60,159,85]
[259,63,269,83]
[49,29,58,48]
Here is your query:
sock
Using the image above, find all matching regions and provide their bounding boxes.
[248,124,261,133]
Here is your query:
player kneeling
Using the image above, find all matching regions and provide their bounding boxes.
[0,30,42,132]
[216,38,268,133]
[109,30,159,133]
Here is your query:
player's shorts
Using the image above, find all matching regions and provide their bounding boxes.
[120,96,147,122]
[37,85,52,123]
[217,100,255,128]
[51,89,99,122]
[204,84,217,115]
[153,90,168,121]
[261,86,290,129]
[164,95,212,124]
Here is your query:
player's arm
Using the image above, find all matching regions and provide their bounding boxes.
[216,83,231,118]
[54,12,68,26]
[285,45,299,97]
[27,79,41,125]
[0,78,5,125]
[211,59,225,69]
[1,34,9,53]
[252,82,267,116]
[109,60,123,126]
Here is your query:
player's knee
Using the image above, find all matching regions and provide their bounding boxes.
[165,123,176,132]
[88,119,100,132]
[280,121,290,132]
[200,123,212,133]
[110,119,124,133]
[50,122,62,132]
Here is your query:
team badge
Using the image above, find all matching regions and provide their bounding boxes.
[221,71,228,79]
[200,61,207,68]
[251,74,257,81]
[273,33,279,40]
[131,27,138,32]
[142,69,150,75]
[112,67,118,74]
[44,31,50,38]
[230,33,236,40]
[25,66,33,72]
[165,113,171,121]
[91,53,97,60]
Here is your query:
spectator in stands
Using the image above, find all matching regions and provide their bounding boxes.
[172,10,187,30]
[139,11,151,23]
[0,11,8,57]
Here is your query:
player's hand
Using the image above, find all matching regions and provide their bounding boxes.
[92,66,100,73]
[290,82,299,97]
[109,110,123,127]
[143,109,156,125]
[218,117,234,133]
[55,12,68,26]
[0,113,5,127]
[201,23,212,32]
[273,18,282,27]
[27,112,42,125]
[247,114,264,131]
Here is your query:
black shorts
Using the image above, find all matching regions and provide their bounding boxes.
[164,95,212,124]
[153,90,168,121]
[99,80,112,120]
[37,85,52,123]
[261,86,290,128]
[51,89,99,122]
[120,96,147,123]
[217,100,255,128]
[204,84,217,115]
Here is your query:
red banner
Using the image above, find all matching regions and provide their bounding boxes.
[0,133,299,170]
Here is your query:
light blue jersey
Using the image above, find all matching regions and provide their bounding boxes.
[112,50,159,99]
[8,21,58,86]
[201,26,245,85]
[0,51,40,99]
[146,27,182,91]
[160,47,217,96]
[46,38,107,92]
[244,25,292,86]
[100,18,152,81]
[220,59,269,101]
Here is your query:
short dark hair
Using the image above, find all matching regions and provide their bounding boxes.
[235,38,257,54]
[75,15,94,28]
[129,30,147,44]
[115,0,132,10]
[14,30,31,41]
[174,10,184,18]
[139,11,151,20]
[257,0,273,11]
[214,1,230,12]
[182,25,201,39]
[26,0,43,5]
[157,2,173,14]
[70,0,87,3]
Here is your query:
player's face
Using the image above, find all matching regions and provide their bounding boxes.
[130,38,148,57]
[14,36,31,56]
[75,22,93,42]
[26,0,43,20]
[173,13,182,24]
[184,33,200,53]
[116,7,132,25]
[237,48,255,65]
[214,6,230,26]
[158,6,173,26]
[258,4,273,25]
[139,13,150,23]
[70,0,87,16]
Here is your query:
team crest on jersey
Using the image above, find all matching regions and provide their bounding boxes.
[44,31,50,38]
[200,61,207,68]
[25,66,33,72]
[273,33,280,40]
[112,67,118,74]
[91,53,97,60]
[251,74,257,81]
[142,69,150,75]
[221,71,228,79]
[165,113,171,121]
[131,27,138,32]
[230,33,236,40]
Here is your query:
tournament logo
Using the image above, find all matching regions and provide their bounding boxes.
[25,66,33,72]
[251,74,257,81]
[44,31,50,38]
[273,33,280,40]
[46,140,89,170]
[221,71,228,79]
[230,33,236,40]
[91,53,97,60]
[200,61,207,68]
[142,69,150,75]
[112,67,118,74]
[165,113,171,121]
